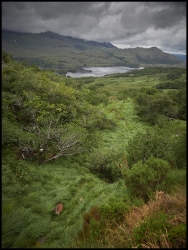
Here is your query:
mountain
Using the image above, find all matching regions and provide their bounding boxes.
[2,29,183,73]
[171,54,186,61]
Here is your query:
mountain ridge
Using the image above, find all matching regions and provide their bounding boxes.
[2,29,183,73]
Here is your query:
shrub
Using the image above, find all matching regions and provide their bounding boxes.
[126,128,175,168]
[88,150,124,183]
[173,131,186,168]
[133,212,172,248]
[160,169,186,193]
[98,197,130,222]
[122,156,171,200]
[168,224,186,248]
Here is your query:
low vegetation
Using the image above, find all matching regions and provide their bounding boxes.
[2,51,186,248]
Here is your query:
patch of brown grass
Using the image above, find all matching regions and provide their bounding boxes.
[98,189,186,248]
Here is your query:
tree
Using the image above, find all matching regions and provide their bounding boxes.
[173,130,186,168]
[2,51,13,64]
[19,113,90,164]
[134,92,178,124]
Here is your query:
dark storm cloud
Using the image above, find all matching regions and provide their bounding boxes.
[151,2,186,29]
[2,2,186,54]
[33,2,109,19]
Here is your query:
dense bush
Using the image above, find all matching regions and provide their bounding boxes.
[155,80,186,90]
[134,92,178,124]
[126,128,176,168]
[98,197,130,222]
[122,156,171,200]
[88,150,124,183]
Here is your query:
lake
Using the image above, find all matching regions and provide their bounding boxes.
[66,66,144,78]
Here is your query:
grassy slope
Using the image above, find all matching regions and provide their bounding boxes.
[97,98,149,153]
[3,97,185,248]
[2,82,150,248]
[2,152,128,248]
[2,69,186,248]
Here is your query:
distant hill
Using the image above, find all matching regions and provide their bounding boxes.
[171,54,186,61]
[2,29,183,73]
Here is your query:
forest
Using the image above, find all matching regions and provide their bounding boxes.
[2,51,186,248]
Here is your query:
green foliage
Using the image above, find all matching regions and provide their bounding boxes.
[112,67,186,79]
[2,206,52,248]
[88,150,124,183]
[155,80,186,90]
[176,88,186,120]
[2,117,22,146]
[116,89,129,100]
[78,198,130,245]
[172,130,186,168]
[99,197,130,221]
[139,87,159,95]
[133,212,172,247]
[122,157,171,200]
[2,58,115,163]
[167,72,183,80]
[161,169,186,193]
[168,224,186,248]
[82,84,110,106]
[2,50,13,63]
[126,127,176,168]
[134,91,178,124]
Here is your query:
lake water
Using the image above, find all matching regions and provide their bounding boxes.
[66,66,144,78]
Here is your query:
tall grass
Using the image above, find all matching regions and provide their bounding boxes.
[2,153,130,248]
[97,98,149,153]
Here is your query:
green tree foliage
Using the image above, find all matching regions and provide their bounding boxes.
[126,122,186,170]
[126,127,176,168]
[172,130,186,168]
[2,53,115,164]
[139,87,159,95]
[166,88,186,120]
[122,157,171,200]
[2,50,13,64]
[112,67,186,78]
[175,88,186,120]
[134,91,178,124]
[155,80,186,90]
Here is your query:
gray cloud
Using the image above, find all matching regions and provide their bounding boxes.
[2,2,186,54]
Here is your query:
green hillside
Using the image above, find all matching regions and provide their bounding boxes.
[2,29,183,73]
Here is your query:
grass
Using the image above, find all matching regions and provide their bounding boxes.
[91,74,164,93]
[2,154,129,248]
[96,98,149,152]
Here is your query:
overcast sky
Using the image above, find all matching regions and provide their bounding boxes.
[2,2,186,54]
